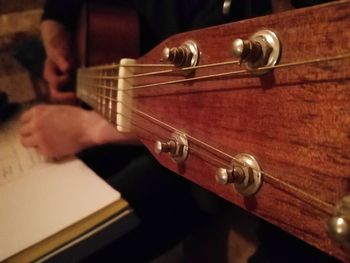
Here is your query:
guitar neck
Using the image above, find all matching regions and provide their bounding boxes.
[76,65,117,121]
[76,59,137,133]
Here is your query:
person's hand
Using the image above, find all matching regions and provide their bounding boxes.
[41,20,76,103]
[20,105,90,158]
[20,105,137,159]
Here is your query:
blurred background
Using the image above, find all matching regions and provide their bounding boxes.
[0,0,46,103]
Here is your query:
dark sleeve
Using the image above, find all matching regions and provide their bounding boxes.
[42,0,84,30]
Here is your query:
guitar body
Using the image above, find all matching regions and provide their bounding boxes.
[129,2,350,261]
[77,0,139,66]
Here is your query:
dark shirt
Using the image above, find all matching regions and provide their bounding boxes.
[42,0,273,54]
[42,0,331,54]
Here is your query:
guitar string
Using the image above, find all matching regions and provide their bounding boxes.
[78,88,334,213]
[128,106,335,213]
[76,54,349,212]
[106,108,334,215]
[129,107,334,213]
[79,67,342,184]
[78,52,350,92]
[125,52,350,91]
[77,87,232,168]
[78,90,239,165]
[79,60,241,80]
[81,63,174,71]
[78,58,342,175]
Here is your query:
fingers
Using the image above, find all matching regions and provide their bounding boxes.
[21,133,38,148]
[20,105,46,136]
[20,134,53,158]
[20,105,45,124]
[20,106,42,142]
[19,121,33,136]
[43,58,77,103]
[56,54,73,73]
[19,106,49,156]
[20,108,34,124]
[43,58,70,85]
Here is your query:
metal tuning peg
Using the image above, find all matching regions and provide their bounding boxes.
[327,195,350,249]
[162,40,199,72]
[216,153,262,196]
[232,30,281,74]
[216,166,245,185]
[154,132,189,163]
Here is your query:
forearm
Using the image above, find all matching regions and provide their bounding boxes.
[41,20,71,57]
[41,0,83,62]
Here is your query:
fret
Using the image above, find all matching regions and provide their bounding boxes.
[101,70,106,117]
[105,70,110,120]
[97,70,101,113]
[111,66,118,126]
[77,60,134,132]
[108,69,113,123]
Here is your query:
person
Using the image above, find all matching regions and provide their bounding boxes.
[20,0,339,262]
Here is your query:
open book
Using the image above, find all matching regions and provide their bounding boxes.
[0,113,135,262]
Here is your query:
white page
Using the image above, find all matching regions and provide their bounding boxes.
[0,113,44,186]
[0,115,121,261]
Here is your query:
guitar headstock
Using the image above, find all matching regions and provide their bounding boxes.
[126,2,350,261]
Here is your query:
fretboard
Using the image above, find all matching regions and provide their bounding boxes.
[76,58,136,133]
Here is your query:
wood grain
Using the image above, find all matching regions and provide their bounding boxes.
[131,2,350,261]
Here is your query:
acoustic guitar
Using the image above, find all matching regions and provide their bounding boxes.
[77,1,350,261]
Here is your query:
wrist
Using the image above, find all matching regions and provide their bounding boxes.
[81,111,140,147]
[80,111,117,146]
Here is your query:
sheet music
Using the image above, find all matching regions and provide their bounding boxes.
[0,114,121,261]
[0,114,44,185]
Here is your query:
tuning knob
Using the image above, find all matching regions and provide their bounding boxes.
[216,167,245,185]
[232,38,263,63]
[154,132,189,163]
[232,30,281,74]
[216,154,263,196]
[327,195,350,248]
[161,40,200,70]
[154,140,177,155]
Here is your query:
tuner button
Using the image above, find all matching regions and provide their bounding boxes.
[162,47,170,61]
[327,195,350,246]
[216,167,245,185]
[216,168,232,185]
[154,133,189,164]
[231,30,281,74]
[328,216,350,244]
[232,38,245,57]
[154,140,177,155]
[161,41,199,70]
[162,46,187,67]
[232,38,262,63]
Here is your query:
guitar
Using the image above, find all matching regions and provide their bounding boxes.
[77,1,350,261]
